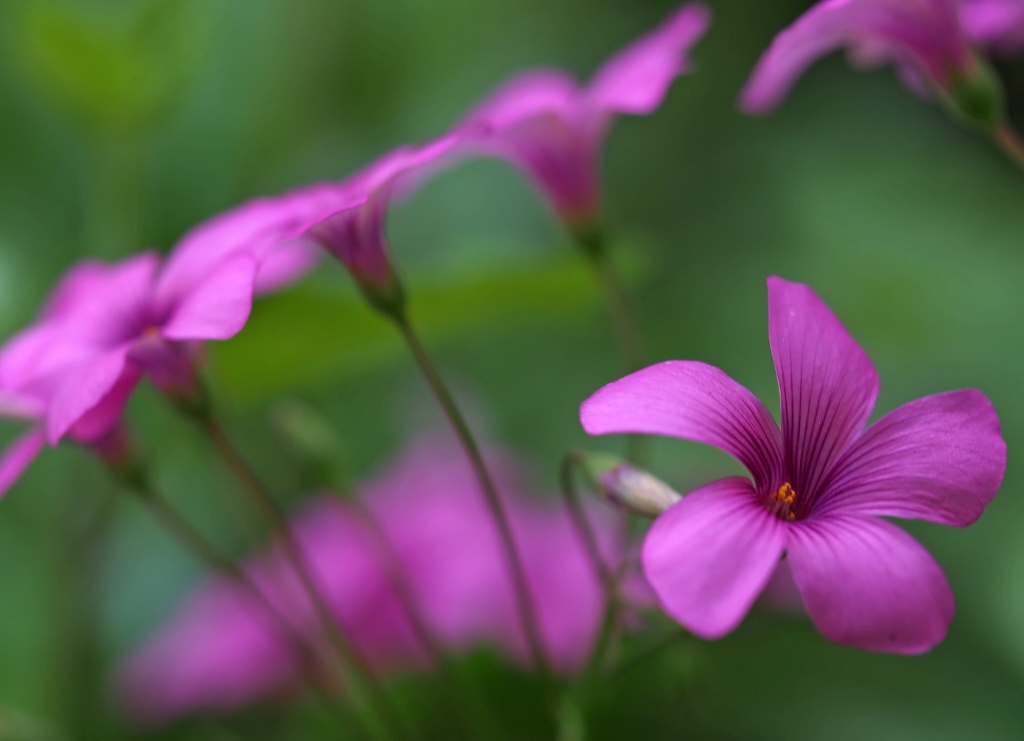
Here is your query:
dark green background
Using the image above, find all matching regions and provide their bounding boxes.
[0,0,1022,738]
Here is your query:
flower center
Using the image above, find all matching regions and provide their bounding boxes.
[769,482,797,522]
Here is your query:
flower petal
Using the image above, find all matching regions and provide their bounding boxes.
[739,0,861,113]
[47,347,131,444]
[642,477,785,639]
[0,428,45,498]
[787,515,954,653]
[768,277,878,510]
[588,3,711,114]
[162,254,259,341]
[580,360,782,489]
[814,390,1005,525]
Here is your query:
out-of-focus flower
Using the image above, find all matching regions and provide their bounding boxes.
[580,277,1005,653]
[173,136,463,319]
[303,137,462,315]
[117,438,625,724]
[459,3,710,233]
[961,0,1024,54]
[0,226,308,493]
[740,0,1008,127]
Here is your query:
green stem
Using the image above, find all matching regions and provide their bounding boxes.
[392,313,552,682]
[574,229,648,465]
[559,453,621,694]
[993,121,1024,172]
[200,417,408,741]
[352,500,503,741]
[126,480,362,737]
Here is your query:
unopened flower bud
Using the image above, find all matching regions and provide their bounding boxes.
[578,452,682,517]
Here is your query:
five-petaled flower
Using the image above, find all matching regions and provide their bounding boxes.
[739,0,1014,127]
[581,277,1006,653]
[459,3,710,234]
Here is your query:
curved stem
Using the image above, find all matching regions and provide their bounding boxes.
[574,229,648,465]
[993,121,1024,172]
[127,482,362,737]
[559,453,621,692]
[392,313,552,681]
[200,418,408,741]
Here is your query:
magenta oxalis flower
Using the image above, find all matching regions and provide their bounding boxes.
[0,232,309,494]
[580,277,1006,653]
[739,0,1009,126]
[459,3,710,232]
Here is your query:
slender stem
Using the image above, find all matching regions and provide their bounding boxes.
[352,499,503,741]
[392,313,552,680]
[574,229,648,465]
[574,229,643,374]
[559,453,621,692]
[200,418,408,741]
[127,482,362,737]
[993,121,1024,172]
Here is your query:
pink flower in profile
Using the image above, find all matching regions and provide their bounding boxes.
[0,228,309,494]
[176,136,464,315]
[118,437,623,724]
[739,0,998,115]
[460,3,710,229]
[961,0,1024,53]
[581,277,1005,653]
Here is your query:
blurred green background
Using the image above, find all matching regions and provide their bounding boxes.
[1,0,1024,738]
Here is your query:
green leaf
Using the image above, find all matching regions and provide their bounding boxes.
[211,255,621,402]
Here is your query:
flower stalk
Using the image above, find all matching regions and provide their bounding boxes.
[109,463,363,737]
[993,121,1024,171]
[168,387,408,741]
[390,311,552,682]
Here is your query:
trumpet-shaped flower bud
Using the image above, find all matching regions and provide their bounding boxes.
[581,277,1005,652]
[577,451,682,517]
[460,3,710,230]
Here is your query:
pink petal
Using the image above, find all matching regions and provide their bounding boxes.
[462,71,585,132]
[739,0,860,113]
[162,254,259,341]
[157,183,356,309]
[787,515,954,653]
[767,277,878,509]
[588,3,711,114]
[0,428,45,498]
[46,347,131,444]
[580,360,783,490]
[814,390,1005,525]
[642,477,786,639]
[961,0,1024,52]
[253,242,320,294]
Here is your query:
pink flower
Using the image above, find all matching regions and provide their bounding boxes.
[961,0,1024,53]
[117,438,623,724]
[459,3,710,229]
[580,277,1005,653]
[0,227,308,493]
[174,136,463,316]
[739,0,997,116]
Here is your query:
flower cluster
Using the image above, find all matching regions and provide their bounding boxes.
[0,0,1013,731]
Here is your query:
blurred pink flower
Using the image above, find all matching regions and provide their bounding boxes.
[581,277,1005,653]
[118,438,625,724]
[173,136,463,314]
[459,3,710,228]
[961,0,1024,53]
[740,0,994,113]
[0,227,309,493]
